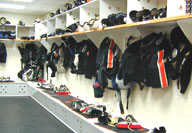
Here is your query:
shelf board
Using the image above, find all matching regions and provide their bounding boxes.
[41,20,48,25]
[15,39,37,42]
[17,25,34,28]
[38,14,192,40]
[0,38,36,42]
[1,24,16,27]
[46,17,56,22]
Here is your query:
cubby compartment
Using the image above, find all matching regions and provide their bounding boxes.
[0,25,16,39]
[47,18,56,35]
[127,0,159,23]
[0,25,16,33]
[99,0,127,28]
[80,0,100,30]
[56,14,66,29]
[35,21,48,39]
[127,0,158,13]
[127,0,188,22]
[17,26,35,39]
[167,0,186,17]
[66,8,80,27]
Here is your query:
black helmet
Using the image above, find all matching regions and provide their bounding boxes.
[0,17,7,25]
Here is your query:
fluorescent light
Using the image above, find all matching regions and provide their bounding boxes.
[13,0,33,2]
[0,3,25,9]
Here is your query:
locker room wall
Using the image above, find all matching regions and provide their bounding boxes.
[53,25,192,133]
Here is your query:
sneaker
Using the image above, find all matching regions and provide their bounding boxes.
[116,115,142,129]
[56,85,71,95]
[0,76,11,82]
[98,112,124,127]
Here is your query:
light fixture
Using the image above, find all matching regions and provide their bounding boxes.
[13,0,33,2]
[0,3,25,9]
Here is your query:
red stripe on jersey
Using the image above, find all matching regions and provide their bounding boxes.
[107,40,115,68]
[157,50,168,88]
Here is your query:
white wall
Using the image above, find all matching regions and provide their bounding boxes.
[0,12,43,25]
[0,42,22,81]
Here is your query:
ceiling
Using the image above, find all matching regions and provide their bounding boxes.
[0,0,71,15]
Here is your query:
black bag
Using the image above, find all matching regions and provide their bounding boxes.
[0,42,7,63]
[140,32,171,88]
[20,36,30,40]
[119,39,145,88]
[67,22,79,33]
[40,33,47,39]
[55,28,65,35]
[18,43,36,64]
[35,45,47,64]
[101,13,127,27]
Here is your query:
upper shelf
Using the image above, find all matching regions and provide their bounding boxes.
[0,38,38,42]
[1,14,192,42]
[39,14,192,39]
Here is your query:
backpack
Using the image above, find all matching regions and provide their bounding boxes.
[118,38,145,89]
[140,32,172,88]
[18,43,36,64]
[119,33,172,89]
[35,45,47,64]
[116,38,144,111]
